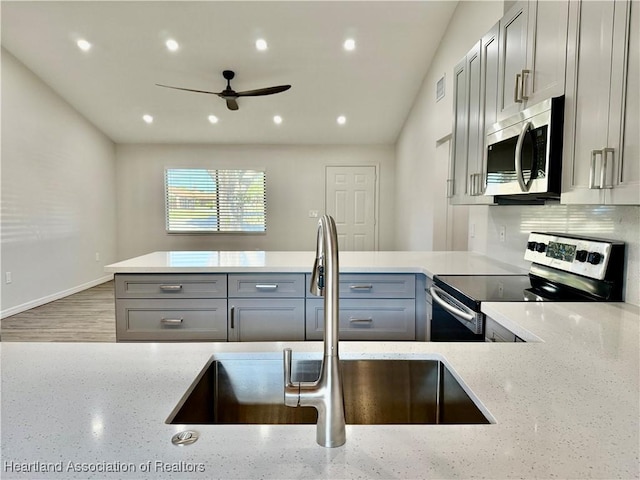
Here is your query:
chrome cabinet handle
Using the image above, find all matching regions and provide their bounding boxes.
[521,69,531,100]
[349,317,373,324]
[469,174,476,196]
[602,148,615,189]
[161,318,183,325]
[589,150,602,189]
[160,284,183,292]
[514,73,522,103]
[515,121,532,191]
[349,284,373,290]
[255,284,278,291]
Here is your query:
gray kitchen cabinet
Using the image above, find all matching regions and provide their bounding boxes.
[562,0,638,205]
[485,316,524,343]
[115,273,228,341]
[228,274,306,342]
[228,299,305,342]
[116,298,228,341]
[497,0,569,120]
[449,27,498,205]
[305,273,419,341]
[306,299,416,341]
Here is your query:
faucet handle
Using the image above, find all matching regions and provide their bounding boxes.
[283,348,299,407]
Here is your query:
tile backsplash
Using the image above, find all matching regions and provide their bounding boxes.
[469,205,640,306]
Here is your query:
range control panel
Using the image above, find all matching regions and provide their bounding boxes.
[524,232,616,280]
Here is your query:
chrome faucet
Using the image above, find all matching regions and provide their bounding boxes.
[283,214,346,447]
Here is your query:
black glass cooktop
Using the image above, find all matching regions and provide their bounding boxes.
[433,274,592,307]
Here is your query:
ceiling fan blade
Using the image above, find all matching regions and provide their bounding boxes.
[156,84,220,95]
[236,85,291,97]
[226,98,239,111]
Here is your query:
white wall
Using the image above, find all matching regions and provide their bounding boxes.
[1,49,117,317]
[115,144,395,259]
[395,1,503,250]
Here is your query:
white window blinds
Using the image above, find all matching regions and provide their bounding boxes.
[165,168,266,233]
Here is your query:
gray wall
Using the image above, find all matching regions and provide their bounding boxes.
[115,143,395,259]
[1,49,117,317]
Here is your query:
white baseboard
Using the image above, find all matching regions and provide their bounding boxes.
[1,274,114,320]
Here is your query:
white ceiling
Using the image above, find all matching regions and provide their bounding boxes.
[1,1,458,145]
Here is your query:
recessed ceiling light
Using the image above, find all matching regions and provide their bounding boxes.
[343,38,356,51]
[165,39,179,52]
[76,39,92,52]
[273,115,283,125]
[337,115,347,125]
[142,114,153,124]
[208,115,219,124]
[255,38,268,51]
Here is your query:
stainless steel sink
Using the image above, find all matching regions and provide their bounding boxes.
[167,358,490,425]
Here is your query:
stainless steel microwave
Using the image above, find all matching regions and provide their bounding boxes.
[484,96,564,199]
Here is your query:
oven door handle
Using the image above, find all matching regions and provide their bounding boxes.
[515,120,532,192]
[429,286,475,322]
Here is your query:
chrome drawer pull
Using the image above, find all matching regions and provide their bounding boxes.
[349,317,373,324]
[349,284,373,290]
[160,285,183,292]
[255,284,278,291]
[161,318,183,325]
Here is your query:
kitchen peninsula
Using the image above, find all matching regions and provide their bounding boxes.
[104,250,525,342]
[2,299,638,479]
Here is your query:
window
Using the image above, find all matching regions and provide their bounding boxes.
[165,168,266,233]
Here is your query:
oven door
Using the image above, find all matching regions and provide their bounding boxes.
[429,286,484,342]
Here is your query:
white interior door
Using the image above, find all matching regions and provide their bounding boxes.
[325,166,377,251]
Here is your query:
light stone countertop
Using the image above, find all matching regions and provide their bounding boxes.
[104,250,527,276]
[1,301,638,479]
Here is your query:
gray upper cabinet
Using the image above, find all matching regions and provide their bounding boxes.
[497,0,569,120]
[449,26,499,205]
[562,0,638,205]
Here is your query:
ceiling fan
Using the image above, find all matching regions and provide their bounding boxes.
[156,70,291,111]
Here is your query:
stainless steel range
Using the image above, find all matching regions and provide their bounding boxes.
[430,232,626,342]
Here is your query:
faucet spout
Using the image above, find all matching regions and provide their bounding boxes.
[284,215,345,447]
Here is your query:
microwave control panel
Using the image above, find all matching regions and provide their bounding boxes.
[524,233,613,280]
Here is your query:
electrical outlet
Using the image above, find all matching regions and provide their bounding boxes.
[308,210,319,218]
[5,272,12,284]
[499,225,506,243]
[95,252,100,262]
[470,223,476,238]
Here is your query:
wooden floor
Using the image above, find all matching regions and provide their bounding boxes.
[1,281,116,342]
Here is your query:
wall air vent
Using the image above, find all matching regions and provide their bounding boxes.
[436,75,445,102]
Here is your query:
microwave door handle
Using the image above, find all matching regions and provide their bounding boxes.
[429,286,475,322]
[515,120,532,192]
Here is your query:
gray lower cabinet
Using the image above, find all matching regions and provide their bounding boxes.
[228,273,306,342]
[114,272,423,342]
[305,299,416,341]
[484,316,524,343]
[116,298,228,341]
[228,299,305,342]
[115,273,227,341]
[306,273,418,341]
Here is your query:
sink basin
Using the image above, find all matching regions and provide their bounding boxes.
[167,358,490,425]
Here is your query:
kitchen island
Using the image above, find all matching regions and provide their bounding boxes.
[104,251,526,342]
[2,300,638,479]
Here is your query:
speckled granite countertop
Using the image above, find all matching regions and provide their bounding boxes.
[104,250,526,276]
[1,301,638,479]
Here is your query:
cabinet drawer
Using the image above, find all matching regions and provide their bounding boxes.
[116,299,227,341]
[228,299,305,342]
[306,274,416,299]
[115,274,227,299]
[228,274,305,298]
[305,299,416,341]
